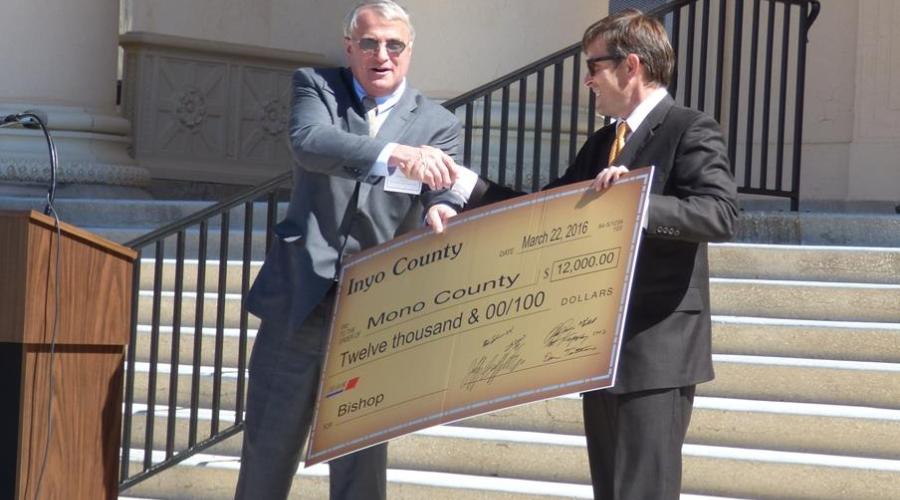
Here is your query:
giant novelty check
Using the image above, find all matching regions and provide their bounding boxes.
[305,167,652,465]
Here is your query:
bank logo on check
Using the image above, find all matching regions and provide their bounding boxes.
[326,376,360,398]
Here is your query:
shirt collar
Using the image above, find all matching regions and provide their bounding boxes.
[353,77,407,114]
[622,86,669,136]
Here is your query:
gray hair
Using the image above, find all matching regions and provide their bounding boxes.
[344,0,415,44]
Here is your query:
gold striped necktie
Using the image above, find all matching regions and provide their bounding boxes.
[362,96,378,137]
[608,120,630,165]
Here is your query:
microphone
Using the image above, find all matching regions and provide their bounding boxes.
[0,110,58,214]
[2,109,49,129]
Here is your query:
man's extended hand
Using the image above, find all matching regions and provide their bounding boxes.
[389,145,458,190]
[425,204,458,234]
[591,166,630,191]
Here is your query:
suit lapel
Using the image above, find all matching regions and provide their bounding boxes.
[339,69,370,137]
[615,94,674,169]
[375,88,417,140]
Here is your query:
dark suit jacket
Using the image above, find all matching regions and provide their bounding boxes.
[247,67,461,331]
[463,94,737,393]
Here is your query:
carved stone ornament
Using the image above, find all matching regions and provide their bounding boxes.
[176,87,208,130]
[260,99,289,137]
[0,156,150,186]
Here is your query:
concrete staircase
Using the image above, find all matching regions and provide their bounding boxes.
[3,196,899,499]
[120,241,900,500]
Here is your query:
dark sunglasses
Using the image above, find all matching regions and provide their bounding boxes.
[586,54,624,75]
[352,37,408,56]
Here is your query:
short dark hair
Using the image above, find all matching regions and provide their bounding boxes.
[582,8,674,87]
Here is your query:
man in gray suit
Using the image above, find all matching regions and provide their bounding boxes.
[235,2,462,498]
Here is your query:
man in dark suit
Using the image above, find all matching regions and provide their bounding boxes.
[235,1,462,499]
[428,9,737,499]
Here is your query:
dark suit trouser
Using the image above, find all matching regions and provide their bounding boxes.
[235,292,387,500]
[582,386,696,500]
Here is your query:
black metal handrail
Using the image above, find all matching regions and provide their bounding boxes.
[118,0,820,491]
[118,172,290,489]
[444,0,820,210]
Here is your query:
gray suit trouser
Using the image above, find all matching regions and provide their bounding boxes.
[582,386,696,500]
[235,290,387,499]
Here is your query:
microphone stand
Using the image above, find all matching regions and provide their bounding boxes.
[1,111,58,214]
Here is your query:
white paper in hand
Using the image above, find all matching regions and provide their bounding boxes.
[384,167,423,194]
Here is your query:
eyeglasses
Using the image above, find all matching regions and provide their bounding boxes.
[586,54,624,75]
[352,37,408,56]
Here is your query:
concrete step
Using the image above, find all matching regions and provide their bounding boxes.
[128,350,900,414]
[128,361,245,414]
[122,443,599,500]
[125,396,900,480]
[137,291,258,330]
[703,354,900,409]
[126,411,594,485]
[126,352,900,415]
[129,316,900,371]
[709,243,900,284]
[0,196,214,228]
[126,348,900,457]
[133,325,256,368]
[710,278,900,323]
[123,406,245,459]
[0,196,287,231]
[98,227,270,260]
[712,316,900,363]
[734,212,900,247]
[136,244,900,294]
[688,397,900,460]
[459,395,900,460]
[7,197,900,251]
[682,443,900,499]
[120,423,900,500]
[404,427,900,499]
[125,393,900,463]
[138,260,263,295]
[136,244,900,290]
[137,278,900,332]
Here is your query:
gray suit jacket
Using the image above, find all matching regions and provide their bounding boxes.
[247,67,461,330]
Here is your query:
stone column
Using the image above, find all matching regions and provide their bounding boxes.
[851,0,900,204]
[0,0,149,196]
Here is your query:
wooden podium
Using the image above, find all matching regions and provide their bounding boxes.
[0,211,137,500]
